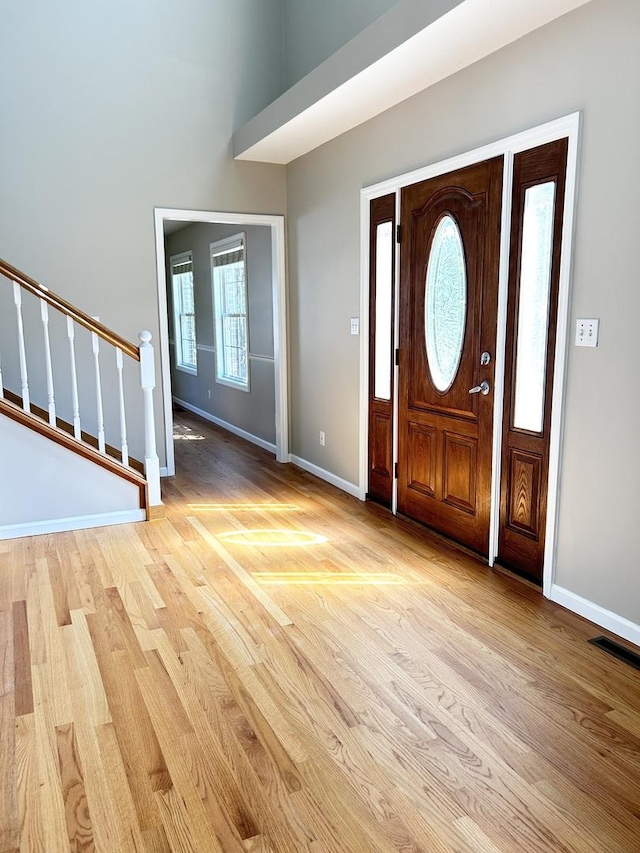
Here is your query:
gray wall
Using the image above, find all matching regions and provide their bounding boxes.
[283,0,400,87]
[0,0,286,466]
[164,222,276,445]
[285,0,640,624]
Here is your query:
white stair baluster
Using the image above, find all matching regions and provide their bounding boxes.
[66,316,82,439]
[40,300,56,426]
[139,330,161,506]
[0,353,4,398]
[115,348,129,466]
[91,320,106,454]
[13,282,30,412]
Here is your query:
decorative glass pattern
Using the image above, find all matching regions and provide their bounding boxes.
[374,221,393,400]
[424,215,467,392]
[513,182,556,432]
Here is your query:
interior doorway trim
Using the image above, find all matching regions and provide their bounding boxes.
[359,112,581,599]
[153,208,288,475]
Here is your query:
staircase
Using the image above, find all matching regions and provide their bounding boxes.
[0,258,162,540]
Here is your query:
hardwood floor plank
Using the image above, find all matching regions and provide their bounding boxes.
[55,722,94,851]
[12,600,33,716]
[2,410,640,852]
[0,610,18,853]
[16,714,44,852]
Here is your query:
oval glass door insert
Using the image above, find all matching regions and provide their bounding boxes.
[425,214,467,392]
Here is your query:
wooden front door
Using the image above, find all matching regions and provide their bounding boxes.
[397,158,503,556]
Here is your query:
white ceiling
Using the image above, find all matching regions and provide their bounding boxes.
[234,0,592,164]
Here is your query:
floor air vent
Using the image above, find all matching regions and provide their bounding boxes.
[588,636,640,671]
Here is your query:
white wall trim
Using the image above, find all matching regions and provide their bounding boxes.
[543,115,582,598]
[174,397,277,455]
[550,585,640,648]
[191,344,274,362]
[153,208,289,474]
[0,509,146,541]
[359,111,581,596]
[289,454,360,499]
[488,150,515,568]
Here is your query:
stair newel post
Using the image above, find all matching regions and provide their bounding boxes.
[13,282,30,412]
[138,330,161,506]
[66,317,82,440]
[40,300,56,426]
[91,317,106,454]
[115,347,129,467]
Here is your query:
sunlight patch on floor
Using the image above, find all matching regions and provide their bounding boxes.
[253,572,407,586]
[174,424,206,440]
[217,529,327,547]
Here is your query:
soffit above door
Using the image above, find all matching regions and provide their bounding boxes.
[233,0,592,165]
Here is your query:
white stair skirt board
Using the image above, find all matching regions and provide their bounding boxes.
[0,510,147,541]
[550,585,640,648]
[0,413,143,539]
[289,455,360,500]
[173,398,277,455]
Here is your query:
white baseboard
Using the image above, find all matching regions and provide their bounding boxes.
[174,397,277,455]
[289,454,361,499]
[550,584,640,647]
[0,509,147,541]
[160,466,169,477]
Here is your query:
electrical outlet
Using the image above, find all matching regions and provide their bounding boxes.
[575,318,599,347]
[350,317,359,335]
[319,431,326,447]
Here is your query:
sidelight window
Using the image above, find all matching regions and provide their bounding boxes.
[513,182,556,432]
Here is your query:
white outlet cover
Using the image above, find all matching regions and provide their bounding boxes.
[350,317,360,335]
[575,318,599,347]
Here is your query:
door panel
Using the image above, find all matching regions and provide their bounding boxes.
[398,158,503,555]
[499,139,568,581]
[367,194,396,506]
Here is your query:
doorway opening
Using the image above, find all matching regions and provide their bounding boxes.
[153,209,288,477]
[360,113,580,597]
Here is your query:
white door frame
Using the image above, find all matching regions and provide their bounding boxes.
[359,112,581,598]
[153,208,288,475]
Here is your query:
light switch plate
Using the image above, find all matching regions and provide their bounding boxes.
[350,317,360,335]
[575,318,599,347]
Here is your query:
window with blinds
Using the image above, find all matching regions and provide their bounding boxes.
[211,234,249,391]
[170,252,197,374]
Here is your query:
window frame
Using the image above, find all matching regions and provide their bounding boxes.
[210,232,250,392]
[170,250,198,375]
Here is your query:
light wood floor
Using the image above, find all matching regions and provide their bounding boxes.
[2,410,640,852]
